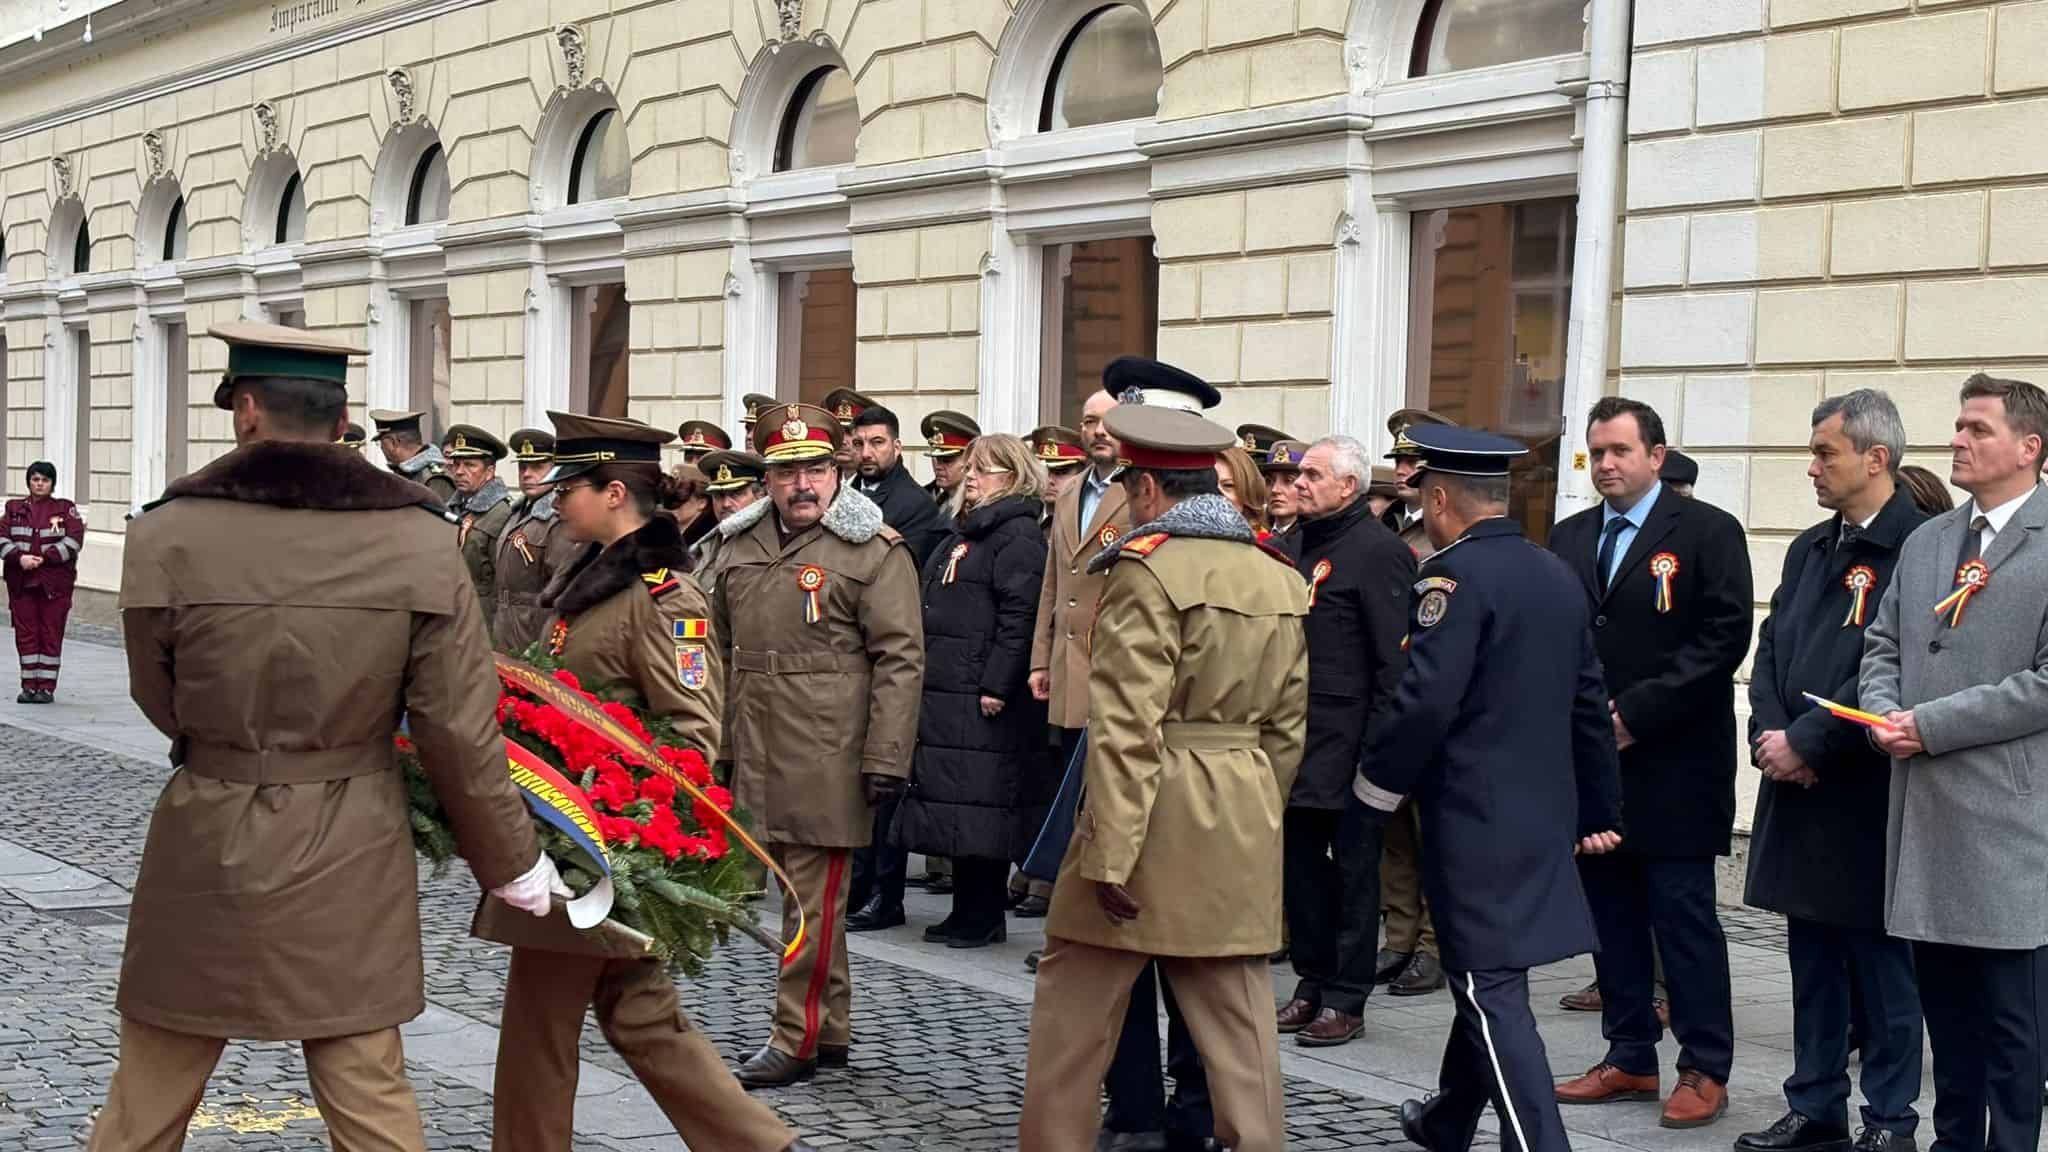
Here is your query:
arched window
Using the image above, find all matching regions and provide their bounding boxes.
[406,143,450,225]
[1039,4,1161,132]
[1410,0,1586,76]
[162,195,187,262]
[774,66,858,171]
[71,218,92,275]
[568,109,630,204]
[275,170,306,244]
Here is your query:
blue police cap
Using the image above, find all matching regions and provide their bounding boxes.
[1402,424,1528,484]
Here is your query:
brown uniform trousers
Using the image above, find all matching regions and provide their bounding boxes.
[769,845,855,1059]
[1380,798,1439,956]
[493,952,793,1152]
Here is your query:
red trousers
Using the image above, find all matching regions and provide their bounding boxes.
[10,587,72,691]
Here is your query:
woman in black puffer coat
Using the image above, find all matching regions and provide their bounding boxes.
[892,433,1052,948]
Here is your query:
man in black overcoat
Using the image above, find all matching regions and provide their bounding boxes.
[1738,389,1924,1152]
[1548,397,1753,1129]
[1275,434,1416,1047]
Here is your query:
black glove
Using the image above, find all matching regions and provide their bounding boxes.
[863,773,906,806]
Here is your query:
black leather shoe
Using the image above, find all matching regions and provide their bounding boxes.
[1374,948,1414,984]
[846,897,905,933]
[925,875,954,894]
[1852,1129,1915,1152]
[15,691,31,704]
[1014,894,1050,918]
[947,922,1007,949]
[922,918,960,943]
[1400,1098,1441,1152]
[33,691,51,704]
[736,1046,816,1089]
[1734,1111,1851,1152]
[817,1042,848,1068]
[1024,949,1041,973]
[1391,952,1445,996]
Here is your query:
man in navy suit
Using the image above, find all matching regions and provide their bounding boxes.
[1354,424,1623,1152]
[1549,398,1753,1129]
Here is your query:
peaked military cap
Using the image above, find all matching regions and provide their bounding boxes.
[1260,438,1310,475]
[1235,423,1294,459]
[1028,425,1088,472]
[1660,447,1699,487]
[544,411,676,484]
[1401,425,1527,484]
[740,393,779,430]
[442,424,507,462]
[1385,407,1454,460]
[508,428,556,462]
[700,449,769,493]
[1105,405,1235,471]
[337,422,367,450]
[822,388,881,428]
[370,409,428,440]
[921,410,981,458]
[1102,356,1222,412]
[207,320,365,410]
[677,420,731,460]
[752,402,840,463]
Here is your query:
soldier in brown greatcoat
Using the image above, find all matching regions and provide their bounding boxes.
[94,321,554,1152]
[443,424,516,630]
[471,412,811,1152]
[493,429,583,654]
[369,408,457,504]
[712,402,926,1088]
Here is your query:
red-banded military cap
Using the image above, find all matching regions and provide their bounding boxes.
[1027,425,1088,472]
[752,403,840,463]
[921,410,981,458]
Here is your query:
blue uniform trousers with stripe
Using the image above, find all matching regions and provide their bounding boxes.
[1412,968,1571,1152]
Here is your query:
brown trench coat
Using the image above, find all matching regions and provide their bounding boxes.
[491,492,582,653]
[711,486,925,848]
[1031,473,1130,729]
[1045,528,1309,958]
[116,442,539,1041]
[474,513,722,956]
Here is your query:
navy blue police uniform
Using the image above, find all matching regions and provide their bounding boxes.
[1354,427,1624,1152]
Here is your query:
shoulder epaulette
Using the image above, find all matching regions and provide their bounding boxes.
[642,568,681,597]
[876,524,904,545]
[1120,532,1170,558]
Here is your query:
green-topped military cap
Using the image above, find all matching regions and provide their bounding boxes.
[1385,407,1454,460]
[442,424,507,462]
[208,320,365,410]
[508,428,556,462]
[1235,423,1294,460]
[337,422,367,450]
[544,412,676,484]
[700,449,769,493]
[677,420,731,461]
[740,393,779,430]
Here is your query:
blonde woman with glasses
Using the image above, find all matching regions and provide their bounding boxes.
[892,434,1056,948]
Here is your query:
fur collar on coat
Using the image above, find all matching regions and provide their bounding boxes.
[157,440,445,512]
[1087,493,1253,574]
[545,513,690,616]
[718,483,885,545]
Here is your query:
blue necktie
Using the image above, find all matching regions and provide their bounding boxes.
[1597,517,1628,595]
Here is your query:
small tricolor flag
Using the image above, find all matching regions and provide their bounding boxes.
[1801,691,1894,731]
[673,618,708,641]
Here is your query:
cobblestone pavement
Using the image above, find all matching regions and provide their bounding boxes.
[0,722,1407,1150]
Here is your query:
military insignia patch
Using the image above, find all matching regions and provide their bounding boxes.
[674,618,708,640]
[675,643,708,691]
[1099,525,1122,549]
[1417,588,1450,628]
[1120,532,1167,557]
[642,568,680,597]
[1415,575,1458,595]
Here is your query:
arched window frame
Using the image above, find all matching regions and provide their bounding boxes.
[47,197,89,279]
[405,143,450,226]
[136,178,188,268]
[243,151,308,252]
[1035,3,1163,133]
[566,108,629,205]
[773,65,860,172]
[1406,0,1589,78]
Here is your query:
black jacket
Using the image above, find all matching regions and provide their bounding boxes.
[1292,497,1416,809]
[1360,518,1622,971]
[1548,485,1754,857]
[1745,486,1925,928]
[855,460,947,571]
[892,496,1054,862]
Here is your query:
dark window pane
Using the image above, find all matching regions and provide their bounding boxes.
[570,110,631,204]
[1043,236,1158,427]
[1042,6,1162,131]
[1415,0,1585,76]
[776,67,859,171]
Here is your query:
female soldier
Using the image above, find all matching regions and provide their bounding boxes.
[474,412,811,1152]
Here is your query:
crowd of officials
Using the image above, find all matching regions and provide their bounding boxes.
[57,315,2048,1152]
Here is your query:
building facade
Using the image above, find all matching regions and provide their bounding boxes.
[3,0,2038,812]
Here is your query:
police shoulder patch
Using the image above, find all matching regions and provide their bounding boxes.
[1414,575,1458,595]
[1120,532,1170,558]
[1416,588,1451,628]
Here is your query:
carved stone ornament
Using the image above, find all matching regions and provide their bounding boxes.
[723,272,743,299]
[142,131,166,181]
[51,155,74,198]
[556,25,586,89]
[979,251,1001,278]
[253,101,279,153]
[387,68,416,125]
[776,0,802,42]
[525,287,541,314]
[365,302,382,328]
[728,148,747,180]
[1336,213,1362,246]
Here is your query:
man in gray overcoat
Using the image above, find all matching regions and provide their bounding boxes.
[1860,372,2048,1152]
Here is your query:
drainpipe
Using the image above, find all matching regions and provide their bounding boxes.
[1555,0,1631,522]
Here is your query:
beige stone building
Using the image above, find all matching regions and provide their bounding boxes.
[0,0,2033,803]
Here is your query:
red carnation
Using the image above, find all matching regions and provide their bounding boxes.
[552,669,583,692]
[639,775,678,805]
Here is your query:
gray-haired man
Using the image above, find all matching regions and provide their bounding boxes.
[1860,373,2048,1152]
[1739,389,1925,1152]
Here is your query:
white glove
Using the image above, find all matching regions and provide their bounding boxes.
[493,853,572,917]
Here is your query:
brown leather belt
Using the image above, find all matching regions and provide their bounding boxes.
[182,741,393,785]
[731,649,868,675]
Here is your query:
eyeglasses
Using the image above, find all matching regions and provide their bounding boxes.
[969,464,1013,476]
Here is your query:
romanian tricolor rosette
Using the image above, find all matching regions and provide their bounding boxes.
[942,542,968,585]
[1309,558,1333,608]
[798,564,826,624]
[1934,559,1989,628]
[506,738,615,929]
[1649,551,1679,615]
[1842,564,1877,628]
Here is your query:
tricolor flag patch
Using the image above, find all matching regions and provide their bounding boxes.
[674,618,708,641]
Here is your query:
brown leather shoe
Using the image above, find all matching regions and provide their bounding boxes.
[1559,980,1603,1012]
[735,1045,816,1089]
[1276,997,1318,1033]
[1296,1007,1364,1048]
[1660,1069,1728,1129]
[1555,1062,1660,1105]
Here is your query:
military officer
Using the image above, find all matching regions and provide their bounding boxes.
[740,393,778,441]
[95,321,552,1152]
[713,403,925,1088]
[370,409,456,504]
[1661,447,1699,497]
[1028,425,1089,532]
[1353,425,1624,1152]
[1019,394,1309,1152]
[922,410,980,506]
[678,419,731,467]
[493,428,582,653]
[1384,408,1453,558]
[441,424,516,628]
[690,449,770,592]
[1263,439,1309,553]
[821,387,879,476]
[337,421,367,450]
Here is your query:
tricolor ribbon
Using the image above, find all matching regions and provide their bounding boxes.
[1802,691,1895,732]
[1308,558,1332,608]
[1933,560,1989,628]
[505,738,615,929]
[495,654,805,965]
[1842,565,1876,628]
[1649,552,1679,615]
[798,565,826,624]
[942,542,968,585]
